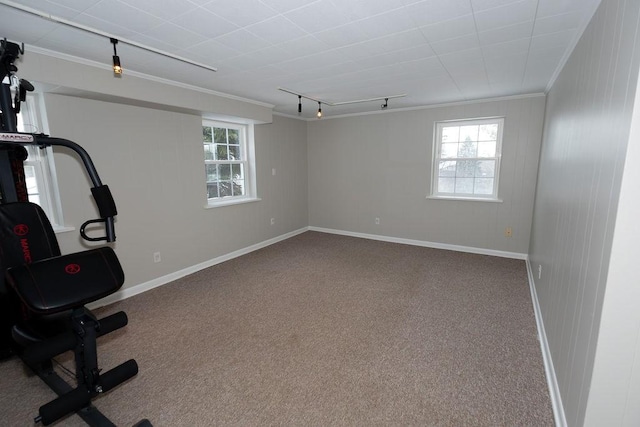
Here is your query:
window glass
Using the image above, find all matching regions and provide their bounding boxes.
[202,120,255,205]
[432,118,504,200]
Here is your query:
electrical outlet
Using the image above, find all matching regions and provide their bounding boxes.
[375,217,380,225]
[505,227,512,237]
[153,252,161,263]
[538,264,542,279]
[270,218,275,225]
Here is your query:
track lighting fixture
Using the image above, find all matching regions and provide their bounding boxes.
[1,3,219,75]
[110,38,122,76]
[278,87,405,117]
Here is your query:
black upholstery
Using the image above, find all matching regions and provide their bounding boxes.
[0,202,61,352]
[0,202,61,288]
[0,202,139,425]
[6,247,124,314]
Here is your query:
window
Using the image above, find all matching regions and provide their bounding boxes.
[202,120,256,206]
[431,117,504,200]
[16,95,65,227]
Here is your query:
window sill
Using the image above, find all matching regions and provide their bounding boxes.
[53,225,76,234]
[204,197,262,209]
[426,195,503,203]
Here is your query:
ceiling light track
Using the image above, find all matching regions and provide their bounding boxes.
[0,0,218,73]
[279,87,405,116]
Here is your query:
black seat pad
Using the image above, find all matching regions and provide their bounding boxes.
[6,247,124,314]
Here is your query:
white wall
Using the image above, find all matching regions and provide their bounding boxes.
[528,0,640,425]
[307,96,545,255]
[44,94,307,289]
[582,41,640,425]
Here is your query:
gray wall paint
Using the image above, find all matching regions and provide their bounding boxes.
[528,0,640,425]
[45,94,307,288]
[19,50,272,123]
[307,97,545,254]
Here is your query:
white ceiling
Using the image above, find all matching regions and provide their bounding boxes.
[0,0,600,118]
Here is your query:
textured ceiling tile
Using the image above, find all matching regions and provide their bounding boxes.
[284,0,351,33]
[170,8,239,39]
[214,29,273,53]
[0,0,600,116]
[355,7,417,40]
[203,0,279,27]
[260,0,319,14]
[430,33,481,55]
[246,15,308,45]
[473,0,537,32]
[0,5,60,42]
[142,22,207,48]
[275,35,332,55]
[405,0,474,27]
[530,29,577,52]
[184,39,243,62]
[477,20,533,46]
[420,14,477,43]
[533,11,583,36]
[83,0,164,33]
[536,0,595,18]
[119,0,197,20]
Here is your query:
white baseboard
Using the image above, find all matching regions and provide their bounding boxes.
[89,227,308,309]
[308,226,528,260]
[525,259,567,427]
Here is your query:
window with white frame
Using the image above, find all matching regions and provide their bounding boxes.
[202,120,256,205]
[16,95,65,227]
[431,117,504,200]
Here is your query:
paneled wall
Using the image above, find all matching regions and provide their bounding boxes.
[528,0,640,425]
[45,94,307,289]
[307,96,545,255]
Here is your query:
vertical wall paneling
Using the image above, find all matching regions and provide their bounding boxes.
[529,0,640,424]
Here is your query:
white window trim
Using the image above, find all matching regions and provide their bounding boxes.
[18,95,68,230]
[430,117,504,202]
[203,119,258,208]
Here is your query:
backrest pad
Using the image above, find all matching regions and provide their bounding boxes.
[0,202,61,293]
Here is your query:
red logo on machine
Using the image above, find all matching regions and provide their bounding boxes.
[65,264,81,274]
[13,224,29,236]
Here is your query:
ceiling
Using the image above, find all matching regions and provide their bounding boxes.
[0,0,600,118]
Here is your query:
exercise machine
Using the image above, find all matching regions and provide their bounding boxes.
[0,38,150,426]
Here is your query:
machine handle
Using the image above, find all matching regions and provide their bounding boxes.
[34,135,118,242]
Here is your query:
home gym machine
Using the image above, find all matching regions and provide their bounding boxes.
[0,39,150,426]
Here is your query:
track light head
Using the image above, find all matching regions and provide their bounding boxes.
[110,38,122,76]
[381,98,388,109]
[298,95,302,115]
[317,102,322,119]
[112,55,122,75]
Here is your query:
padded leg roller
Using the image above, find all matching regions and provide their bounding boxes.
[99,359,138,393]
[97,311,128,337]
[37,385,90,426]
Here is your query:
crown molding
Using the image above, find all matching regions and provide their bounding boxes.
[24,44,274,109]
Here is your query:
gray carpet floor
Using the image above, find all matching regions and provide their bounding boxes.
[0,231,554,426]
